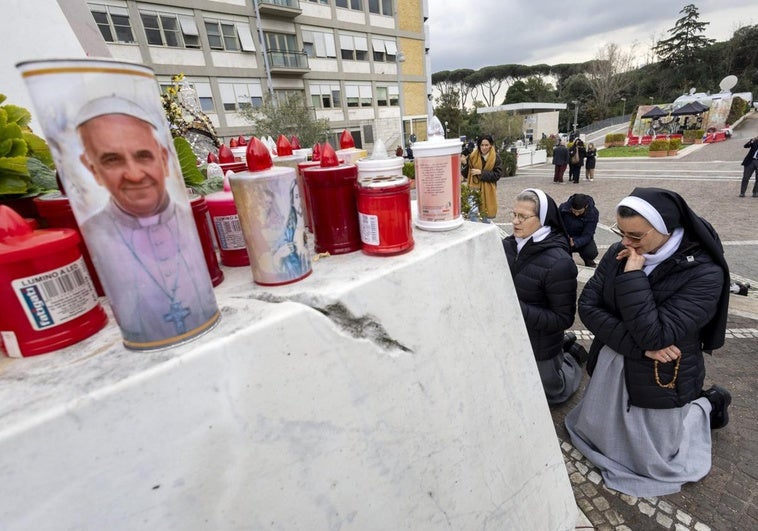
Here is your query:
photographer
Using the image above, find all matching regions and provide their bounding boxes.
[740,135,758,197]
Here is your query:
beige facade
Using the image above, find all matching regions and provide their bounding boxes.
[63,0,430,149]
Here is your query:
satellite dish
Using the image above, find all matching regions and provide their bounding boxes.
[719,75,738,92]
[689,88,696,95]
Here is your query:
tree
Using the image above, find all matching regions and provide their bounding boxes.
[586,43,636,119]
[478,111,522,147]
[504,77,556,104]
[433,90,464,138]
[238,92,330,147]
[654,4,715,67]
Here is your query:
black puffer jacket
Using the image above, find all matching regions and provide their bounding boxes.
[503,231,577,361]
[579,238,725,409]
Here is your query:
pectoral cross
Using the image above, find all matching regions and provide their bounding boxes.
[164,301,191,334]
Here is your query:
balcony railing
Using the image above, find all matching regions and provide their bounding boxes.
[257,0,301,17]
[267,49,309,73]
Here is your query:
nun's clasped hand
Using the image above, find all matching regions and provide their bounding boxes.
[645,345,681,363]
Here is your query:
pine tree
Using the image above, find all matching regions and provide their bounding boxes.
[654,4,715,66]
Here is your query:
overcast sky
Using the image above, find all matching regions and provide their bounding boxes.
[428,1,757,73]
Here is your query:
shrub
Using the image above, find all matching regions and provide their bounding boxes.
[500,149,518,176]
[604,133,626,144]
[537,136,556,157]
[649,139,669,152]
[402,161,415,180]
[668,138,682,151]
[683,129,704,143]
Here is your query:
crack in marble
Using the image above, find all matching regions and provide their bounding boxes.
[314,303,413,355]
[236,294,413,355]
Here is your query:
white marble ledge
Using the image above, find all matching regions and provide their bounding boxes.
[0,221,504,430]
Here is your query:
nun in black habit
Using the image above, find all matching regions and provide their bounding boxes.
[503,188,581,405]
[566,187,731,497]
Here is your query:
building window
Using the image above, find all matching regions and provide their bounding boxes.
[89,4,135,43]
[140,11,200,48]
[302,29,336,58]
[219,81,264,112]
[205,19,253,51]
[274,90,306,107]
[368,0,392,15]
[339,33,368,61]
[265,32,298,54]
[345,84,372,108]
[336,0,362,9]
[307,0,329,3]
[371,37,396,62]
[375,86,397,106]
[309,84,341,109]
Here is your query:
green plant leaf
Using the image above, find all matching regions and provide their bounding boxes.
[1,122,23,141]
[0,138,12,157]
[23,132,55,168]
[0,108,7,128]
[0,94,6,106]
[0,156,31,179]
[0,173,29,195]
[173,136,205,186]
[189,174,224,195]
[4,105,32,128]
[8,138,28,158]
[27,157,58,191]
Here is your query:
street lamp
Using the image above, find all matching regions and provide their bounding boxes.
[444,121,449,139]
[621,97,627,117]
[396,51,406,147]
[571,100,579,135]
[649,96,654,104]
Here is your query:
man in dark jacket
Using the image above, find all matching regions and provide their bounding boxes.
[559,193,599,267]
[552,140,569,183]
[739,135,758,197]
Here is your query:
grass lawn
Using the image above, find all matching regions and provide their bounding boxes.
[598,146,651,157]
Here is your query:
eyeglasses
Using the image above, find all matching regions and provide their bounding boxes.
[609,222,656,241]
[509,210,538,223]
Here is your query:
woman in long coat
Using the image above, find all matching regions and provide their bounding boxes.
[566,187,732,497]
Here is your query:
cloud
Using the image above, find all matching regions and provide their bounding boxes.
[429,0,756,73]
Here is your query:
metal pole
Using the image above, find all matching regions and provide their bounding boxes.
[252,0,275,101]
[621,97,627,117]
[396,51,406,147]
[572,100,579,134]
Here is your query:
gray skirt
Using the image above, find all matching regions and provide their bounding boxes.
[565,345,712,497]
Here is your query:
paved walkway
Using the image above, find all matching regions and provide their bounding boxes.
[498,112,758,530]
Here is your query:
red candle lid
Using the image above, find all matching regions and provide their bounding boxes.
[246,137,274,172]
[320,142,339,167]
[218,144,235,163]
[207,152,219,163]
[290,135,301,150]
[276,134,293,156]
[339,129,355,149]
[312,143,322,161]
[0,205,79,264]
[229,137,239,148]
[237,135,247,146]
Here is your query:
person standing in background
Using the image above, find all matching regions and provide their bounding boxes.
[739,135,758,197]
[585,142,597,181]
[568,139,586,183]
[462,134,503,221]
[552,140,569,184]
